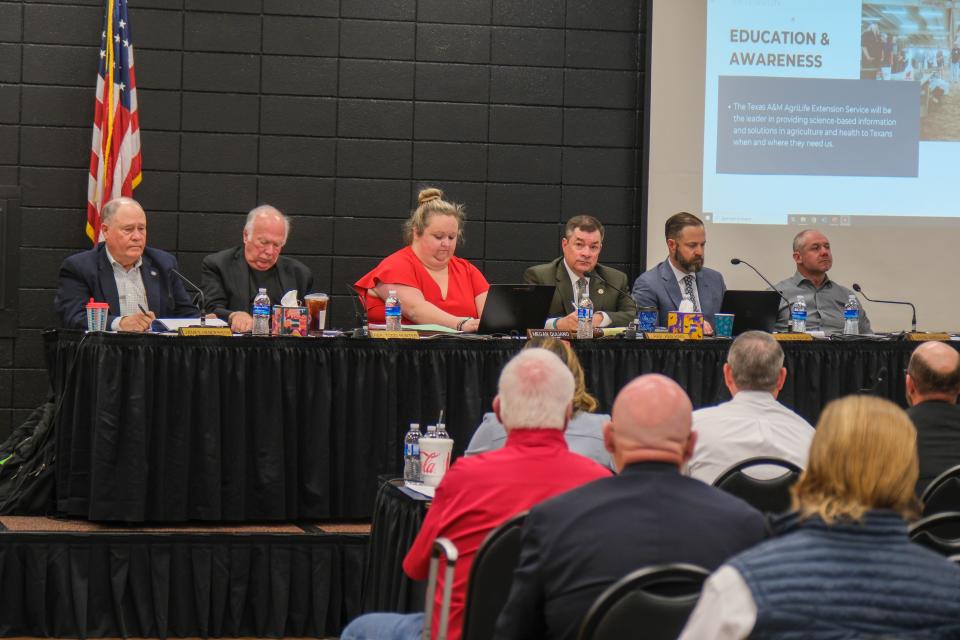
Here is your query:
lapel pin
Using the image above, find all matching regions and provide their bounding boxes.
[150,269,158,277]
[598,288,605,295]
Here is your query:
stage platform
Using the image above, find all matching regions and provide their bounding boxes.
[0,517,369,638]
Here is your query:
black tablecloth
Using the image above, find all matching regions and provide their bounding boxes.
[361,476,429,614]
[45,330,929,522]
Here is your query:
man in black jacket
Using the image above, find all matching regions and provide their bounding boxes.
[906,341,960,495]
[493,374,767,640]
[201,205,313,332]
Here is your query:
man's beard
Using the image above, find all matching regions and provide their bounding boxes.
[673,247,703,273]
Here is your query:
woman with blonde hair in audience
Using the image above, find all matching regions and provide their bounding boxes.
[465,337,613,469]
[680,394,960,639]
[354,187,488,332]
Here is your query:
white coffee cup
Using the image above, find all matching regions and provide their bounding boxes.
[419,437,454,487]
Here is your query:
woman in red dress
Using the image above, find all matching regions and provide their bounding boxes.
[354,188,489,332]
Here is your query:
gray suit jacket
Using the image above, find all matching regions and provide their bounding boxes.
[631,259,726,326]
[523,258,637,327]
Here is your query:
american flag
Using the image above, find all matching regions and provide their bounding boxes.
[86,0,142,242]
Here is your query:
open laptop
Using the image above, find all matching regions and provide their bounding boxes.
[719,290,782,335]
[477,284,555,335]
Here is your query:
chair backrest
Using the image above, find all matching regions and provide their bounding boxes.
[460,511,528,640]
[422,538,458,640]
[712,456,802,514]
[909,511,960,557]
[577,563,710,640]
[921,464,960,517]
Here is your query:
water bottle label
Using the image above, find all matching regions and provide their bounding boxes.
[844,309,858,319]
[412,443,419,457]
[253,303,270,316]
[577,306,591,320]
[791,310,807,321]
[385,306,401,318]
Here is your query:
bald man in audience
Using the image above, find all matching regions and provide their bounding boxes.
[906,341,960,495]
[493,375,766,640]
[340,349,610,640]
[687,331,814,484]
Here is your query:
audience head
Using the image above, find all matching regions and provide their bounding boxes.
[603,374,695,472]
[494,348,575,431]
[243,205,290,272]
[792,395,919,524]
[100,197,147,268]
[664,212,706,273]
[523,337,598,413]
[792,229,832,280]
[906,341,960,405]
[724,331,787,396]
[561,215,604,277]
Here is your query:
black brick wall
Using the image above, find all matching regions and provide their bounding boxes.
[0,0,645,439]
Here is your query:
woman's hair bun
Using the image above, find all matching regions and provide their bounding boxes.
[418,187,444,205]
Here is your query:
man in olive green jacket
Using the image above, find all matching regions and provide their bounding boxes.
[524,215,637,329]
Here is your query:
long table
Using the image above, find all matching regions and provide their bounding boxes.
[45,330,931,522]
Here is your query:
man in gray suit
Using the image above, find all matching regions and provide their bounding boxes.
[524,215,637,329]
[631,211,726,332]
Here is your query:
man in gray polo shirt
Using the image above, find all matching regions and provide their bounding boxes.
[773,229,871,334]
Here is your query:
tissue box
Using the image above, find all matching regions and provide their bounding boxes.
[272,305,309,336]
[667,311,704,339]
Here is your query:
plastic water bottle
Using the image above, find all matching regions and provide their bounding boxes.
[790,295,807,333]
[403,423,421,482]
[424,424,437,440]
[436,422,449,439]
[252,288,271,336]
[385,289,402,331]
[577,291,594,339]
[843,294,860,335]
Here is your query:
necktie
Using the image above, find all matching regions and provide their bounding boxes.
[682,274,700,312]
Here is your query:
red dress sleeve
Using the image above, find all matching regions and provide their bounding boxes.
[353,247,423,323]
[354,247,488,324]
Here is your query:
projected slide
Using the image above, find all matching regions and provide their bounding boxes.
[704,1,960,224]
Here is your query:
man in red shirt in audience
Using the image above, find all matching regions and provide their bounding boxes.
[340,348,611,640]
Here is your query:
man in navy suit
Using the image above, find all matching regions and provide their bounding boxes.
[631,212,726,333]
[493,374,766,640]
[54,197,196,331]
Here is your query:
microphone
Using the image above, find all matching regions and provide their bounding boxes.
[852,283,917,333]
[584,270,635,333]
[730,258,791,307]
[170,268,208,326]
[347,281,369,337]
[859,366,888,395]
[584,270,633,300]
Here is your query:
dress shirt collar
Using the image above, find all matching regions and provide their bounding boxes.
[729,390,780,407]
[562,257,589,289]
[105,247,143,272]
[667,256,693,281]
[505,428,569,451]
[619,460,682,476]
[788,270,832,291]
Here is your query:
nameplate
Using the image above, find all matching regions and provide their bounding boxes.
[527,329,575,339]
[178,326,233,337]
[905,332,951,342]
[773,332,813,341]
[369,330,420,340]
[643,332,688,341]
